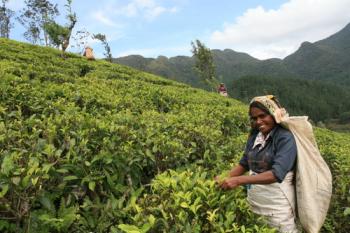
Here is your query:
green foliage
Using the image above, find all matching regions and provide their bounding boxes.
[191,39,218,90]
[0,38,248,232]
[43,0,76,55]
[315,129,350,233]
[44,21,70,47]
[339,111,350,124]
[120,167,276,232]
[0,38,349,233]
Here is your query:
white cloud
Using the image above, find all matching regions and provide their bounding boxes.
[92,11,120,27]
[122,2,138,17]
[119,0,178,20]
[146,6,167,19]
[210,0,350,59]
[134,0,156,8]
[146,6,178,19]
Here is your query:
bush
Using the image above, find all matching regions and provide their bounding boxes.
[119,167,276,233]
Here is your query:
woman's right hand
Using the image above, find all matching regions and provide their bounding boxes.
[217,177,241,190]
[214,175,222,184]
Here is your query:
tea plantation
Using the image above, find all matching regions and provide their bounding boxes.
[0,38,349,233]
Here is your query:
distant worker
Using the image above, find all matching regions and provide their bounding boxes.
[83,46,95,60]
[217,83,228,97]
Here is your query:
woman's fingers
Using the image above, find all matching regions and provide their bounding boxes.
[215,176,240,190]
[219,177,240,189]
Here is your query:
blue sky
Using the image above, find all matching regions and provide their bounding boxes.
[7,0,350,59]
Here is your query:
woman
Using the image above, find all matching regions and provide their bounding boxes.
[217,83,228,97]
[216,95,298,233]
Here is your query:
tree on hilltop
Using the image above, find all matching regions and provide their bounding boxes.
[0,0,14,38]
[43,0,76,57]
[191,39,217,90]
[17,0,59,45]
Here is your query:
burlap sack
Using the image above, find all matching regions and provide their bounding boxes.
[281,116,332,233]
[83,47,95,60]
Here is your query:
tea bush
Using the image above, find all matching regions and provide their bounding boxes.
[119,167,276,233]
[315,129,350,233]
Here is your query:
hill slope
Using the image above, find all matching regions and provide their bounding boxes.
[284,23,350,84]
[0,38,349,233]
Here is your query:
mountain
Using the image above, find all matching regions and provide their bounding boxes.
[284,23,350,84]
[114,23,350,86]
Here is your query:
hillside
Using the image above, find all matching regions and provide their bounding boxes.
[0,38,349,232]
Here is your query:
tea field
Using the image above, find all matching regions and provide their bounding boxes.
[0,38,349,232]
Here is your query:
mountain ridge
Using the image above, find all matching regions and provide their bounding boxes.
[114,22,350,86]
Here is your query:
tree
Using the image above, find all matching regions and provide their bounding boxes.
[93,33,112,62]
[43,21,69,47]
[43,0,76,57]
[17,0,59,45]
[191,39,217,89]
[0,0,14,38]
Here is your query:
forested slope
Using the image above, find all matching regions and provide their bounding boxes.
[0,38,349,233]
[229,75,350,123]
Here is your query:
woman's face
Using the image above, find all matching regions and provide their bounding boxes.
[250,107,276,136]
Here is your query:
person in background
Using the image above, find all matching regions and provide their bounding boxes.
[83,46,95,60]
[216,95,298,233]
[217,83,228,97]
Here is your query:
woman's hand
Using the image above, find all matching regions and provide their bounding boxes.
[216,171,277,190]
[217,177,241,190]
[214,165,247,190]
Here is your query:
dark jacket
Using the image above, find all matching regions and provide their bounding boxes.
[239,125,297,182]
